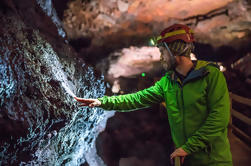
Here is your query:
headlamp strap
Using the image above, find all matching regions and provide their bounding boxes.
[163,42,174,57]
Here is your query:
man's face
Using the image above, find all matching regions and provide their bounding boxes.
[159,46,175,70]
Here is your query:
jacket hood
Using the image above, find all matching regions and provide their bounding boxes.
[195,60,218,70]
[166,60,219,85]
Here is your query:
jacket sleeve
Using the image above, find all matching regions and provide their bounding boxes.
[97,78,165,111]
[181,67,230,154]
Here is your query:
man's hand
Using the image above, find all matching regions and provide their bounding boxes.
[74,97,101,107]
[170,147,188,164]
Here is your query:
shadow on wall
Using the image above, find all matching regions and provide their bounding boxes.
[194,43,237,62]
[194,39,251,65]
[52,0,69,20]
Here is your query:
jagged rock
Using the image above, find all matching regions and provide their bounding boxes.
[231,53,251,78]
[63,0,251,61]
[0,0,113,165]
[96,105,173,166]
[107,46,161,79]
[117,0,129,13]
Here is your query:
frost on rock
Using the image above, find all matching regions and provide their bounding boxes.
[0,8,114,166]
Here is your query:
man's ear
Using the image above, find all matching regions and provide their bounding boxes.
[174,55,178,60]
[175,56,182,63]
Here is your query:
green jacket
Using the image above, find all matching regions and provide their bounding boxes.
[98,60,232,166]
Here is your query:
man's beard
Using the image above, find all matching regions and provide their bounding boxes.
[161,56,177,71]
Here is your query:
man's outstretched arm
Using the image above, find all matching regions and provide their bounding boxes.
[75,77,165,111]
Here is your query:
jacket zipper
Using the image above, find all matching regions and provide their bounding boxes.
[181,86,187,140]
[177,81,187,141]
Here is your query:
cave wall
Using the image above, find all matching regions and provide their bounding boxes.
[96,105,173,166]
[0,0,113,165]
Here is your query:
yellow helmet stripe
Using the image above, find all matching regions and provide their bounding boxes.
[157,29,193,41]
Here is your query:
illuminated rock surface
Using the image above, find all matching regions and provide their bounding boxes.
[62,0,250,64]
[0,0,113,165]
[103,46,161,79]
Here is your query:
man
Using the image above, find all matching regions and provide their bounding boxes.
[75,24,232,166]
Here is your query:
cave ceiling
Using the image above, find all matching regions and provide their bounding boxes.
[62,0,251,54]
[58,0,251,84]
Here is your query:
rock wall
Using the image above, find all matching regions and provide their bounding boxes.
[0,0,113,165]
[96,105,173,166]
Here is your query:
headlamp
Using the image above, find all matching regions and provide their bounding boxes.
[149,36,174,57]
[148,37,158,46]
